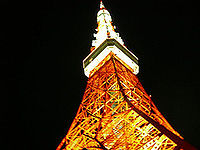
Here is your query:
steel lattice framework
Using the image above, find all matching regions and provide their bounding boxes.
[56,1,196,150]
[57,53,182,150]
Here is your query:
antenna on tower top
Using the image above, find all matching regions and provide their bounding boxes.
[100,0,105,9]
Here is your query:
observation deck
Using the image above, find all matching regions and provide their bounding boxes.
[83,38,139,77]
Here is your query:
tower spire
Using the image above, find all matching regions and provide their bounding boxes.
[83,1,139,77]
[100,0,105,9]
[91,1,124,50]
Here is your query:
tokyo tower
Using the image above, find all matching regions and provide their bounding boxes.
[56,1,196,150]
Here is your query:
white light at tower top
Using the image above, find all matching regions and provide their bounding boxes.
[92,1,124,50]
[100,0,105,9]
[83,1,139,77]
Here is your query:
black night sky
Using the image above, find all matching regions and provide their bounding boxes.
[3,0,200,149]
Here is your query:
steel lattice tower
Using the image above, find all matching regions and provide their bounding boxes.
[56,1,196,150]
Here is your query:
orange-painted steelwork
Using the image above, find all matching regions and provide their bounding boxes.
[56,1,196,150]
[57,53,195,150]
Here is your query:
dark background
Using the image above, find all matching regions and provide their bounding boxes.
[2,0,200,149]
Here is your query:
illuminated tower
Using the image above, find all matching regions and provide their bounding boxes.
[56,1,196,150]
